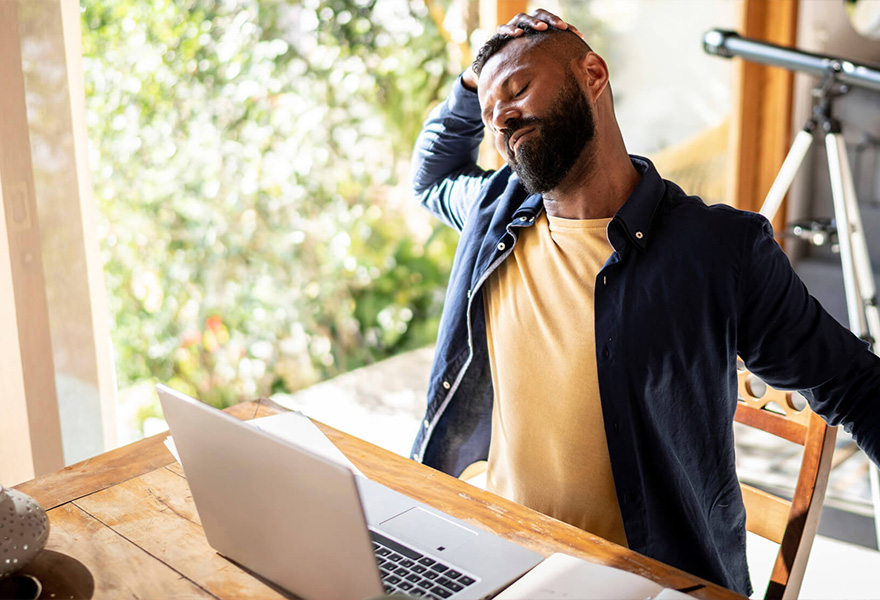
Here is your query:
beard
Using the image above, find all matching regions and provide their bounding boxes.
[504,79,595,195]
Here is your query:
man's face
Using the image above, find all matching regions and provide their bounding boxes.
[505,78,594,194]
[478,40,595,195]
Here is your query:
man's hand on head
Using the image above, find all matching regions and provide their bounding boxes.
[497,8,581,38]
[461,8,582,92]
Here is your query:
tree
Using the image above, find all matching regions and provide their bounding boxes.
[80,0,459,422]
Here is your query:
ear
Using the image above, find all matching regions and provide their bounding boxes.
[574,52,609,101]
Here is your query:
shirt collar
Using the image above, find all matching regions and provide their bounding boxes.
[508,156,666,249]
[610,155,666,252]
[510,176,544,222]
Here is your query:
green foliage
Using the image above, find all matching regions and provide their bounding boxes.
[80,0,458,416]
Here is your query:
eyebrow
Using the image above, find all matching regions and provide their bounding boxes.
[479,71,518,125]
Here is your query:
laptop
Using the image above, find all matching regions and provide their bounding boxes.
[156,384,543,600]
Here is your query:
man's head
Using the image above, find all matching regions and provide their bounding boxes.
[472,24,592,78]
[472,25,608,195]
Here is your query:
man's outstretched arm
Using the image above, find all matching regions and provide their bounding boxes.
[737,216,880,466]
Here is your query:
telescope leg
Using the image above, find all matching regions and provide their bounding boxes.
[824,130,880,546]
[825,132,880,343]
[759,128,815,221]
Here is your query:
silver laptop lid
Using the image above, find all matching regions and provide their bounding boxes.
[157,384,384,600]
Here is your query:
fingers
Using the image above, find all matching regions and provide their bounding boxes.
[496,8,580,37]
[527,8,569,30]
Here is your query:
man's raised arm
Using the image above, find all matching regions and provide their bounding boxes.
[409,69,494,232]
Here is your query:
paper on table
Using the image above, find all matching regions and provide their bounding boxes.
[495,552,690,600]
[163,410,364,477]
[164,436,181,463]
[249,410,365,477]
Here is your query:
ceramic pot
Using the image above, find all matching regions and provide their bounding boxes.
[0,485,49,578]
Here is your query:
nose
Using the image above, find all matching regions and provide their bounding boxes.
[490,101,520,136]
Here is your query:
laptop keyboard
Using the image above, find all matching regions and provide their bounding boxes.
[370,531,478,599]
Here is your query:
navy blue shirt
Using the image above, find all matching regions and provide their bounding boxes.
[409,77,880,595]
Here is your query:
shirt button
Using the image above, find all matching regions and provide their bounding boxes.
[442,381,451,389]
[613,422,620,432]
[602,348,610,359]
[519,216,528,222]
[412,453,419,460]
[635,231,644,239]
[497,242,506,251]
[423,420,430,429]
[624,492,633,503]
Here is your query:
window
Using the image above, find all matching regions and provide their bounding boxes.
[1,0,115,485]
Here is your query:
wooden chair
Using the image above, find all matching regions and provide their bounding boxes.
[735,363,837,600]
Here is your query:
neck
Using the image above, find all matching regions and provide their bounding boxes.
[542,147,640,220]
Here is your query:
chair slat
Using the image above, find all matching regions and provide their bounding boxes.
[740,483,791,544]
[734,402,807,445]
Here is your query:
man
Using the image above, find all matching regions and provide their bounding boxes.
[408,9,880,596]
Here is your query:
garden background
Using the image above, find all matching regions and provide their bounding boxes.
[82,0,466,440]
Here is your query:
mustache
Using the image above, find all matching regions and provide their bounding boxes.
[503,117,541,154]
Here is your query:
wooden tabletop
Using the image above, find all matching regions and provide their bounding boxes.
[12,399,745,600]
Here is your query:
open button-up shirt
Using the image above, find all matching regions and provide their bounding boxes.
[409,77,880,595]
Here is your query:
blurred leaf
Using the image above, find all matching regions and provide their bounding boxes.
[82,0,458,410]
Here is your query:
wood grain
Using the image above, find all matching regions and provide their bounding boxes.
[14,432,176,511]
[166,461,186,478]
[735,404,806,446]
[741,483,791,543]
[74,468,289,600]
[21,502,213,599]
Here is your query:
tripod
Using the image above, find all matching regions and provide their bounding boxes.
[759,68,880,546]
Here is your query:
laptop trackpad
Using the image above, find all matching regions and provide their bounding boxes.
[379,507,477,554]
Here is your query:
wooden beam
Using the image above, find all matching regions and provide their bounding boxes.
[0,170,35,486]
[0,0,65,482]
[479,0,529,33]
[497,0,528,22]
[731,0,799,234]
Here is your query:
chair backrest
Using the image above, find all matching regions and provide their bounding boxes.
[735,364,837,600]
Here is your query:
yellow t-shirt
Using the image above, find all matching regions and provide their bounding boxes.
[483,211,627,547]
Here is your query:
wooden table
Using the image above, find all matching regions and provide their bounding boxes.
[12,399,745,600]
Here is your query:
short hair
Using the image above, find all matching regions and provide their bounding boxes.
[472,24,592,76]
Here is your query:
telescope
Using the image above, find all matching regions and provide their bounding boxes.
[703,29,880,93]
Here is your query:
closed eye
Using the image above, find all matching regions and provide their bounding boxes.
[514,83,529,97]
